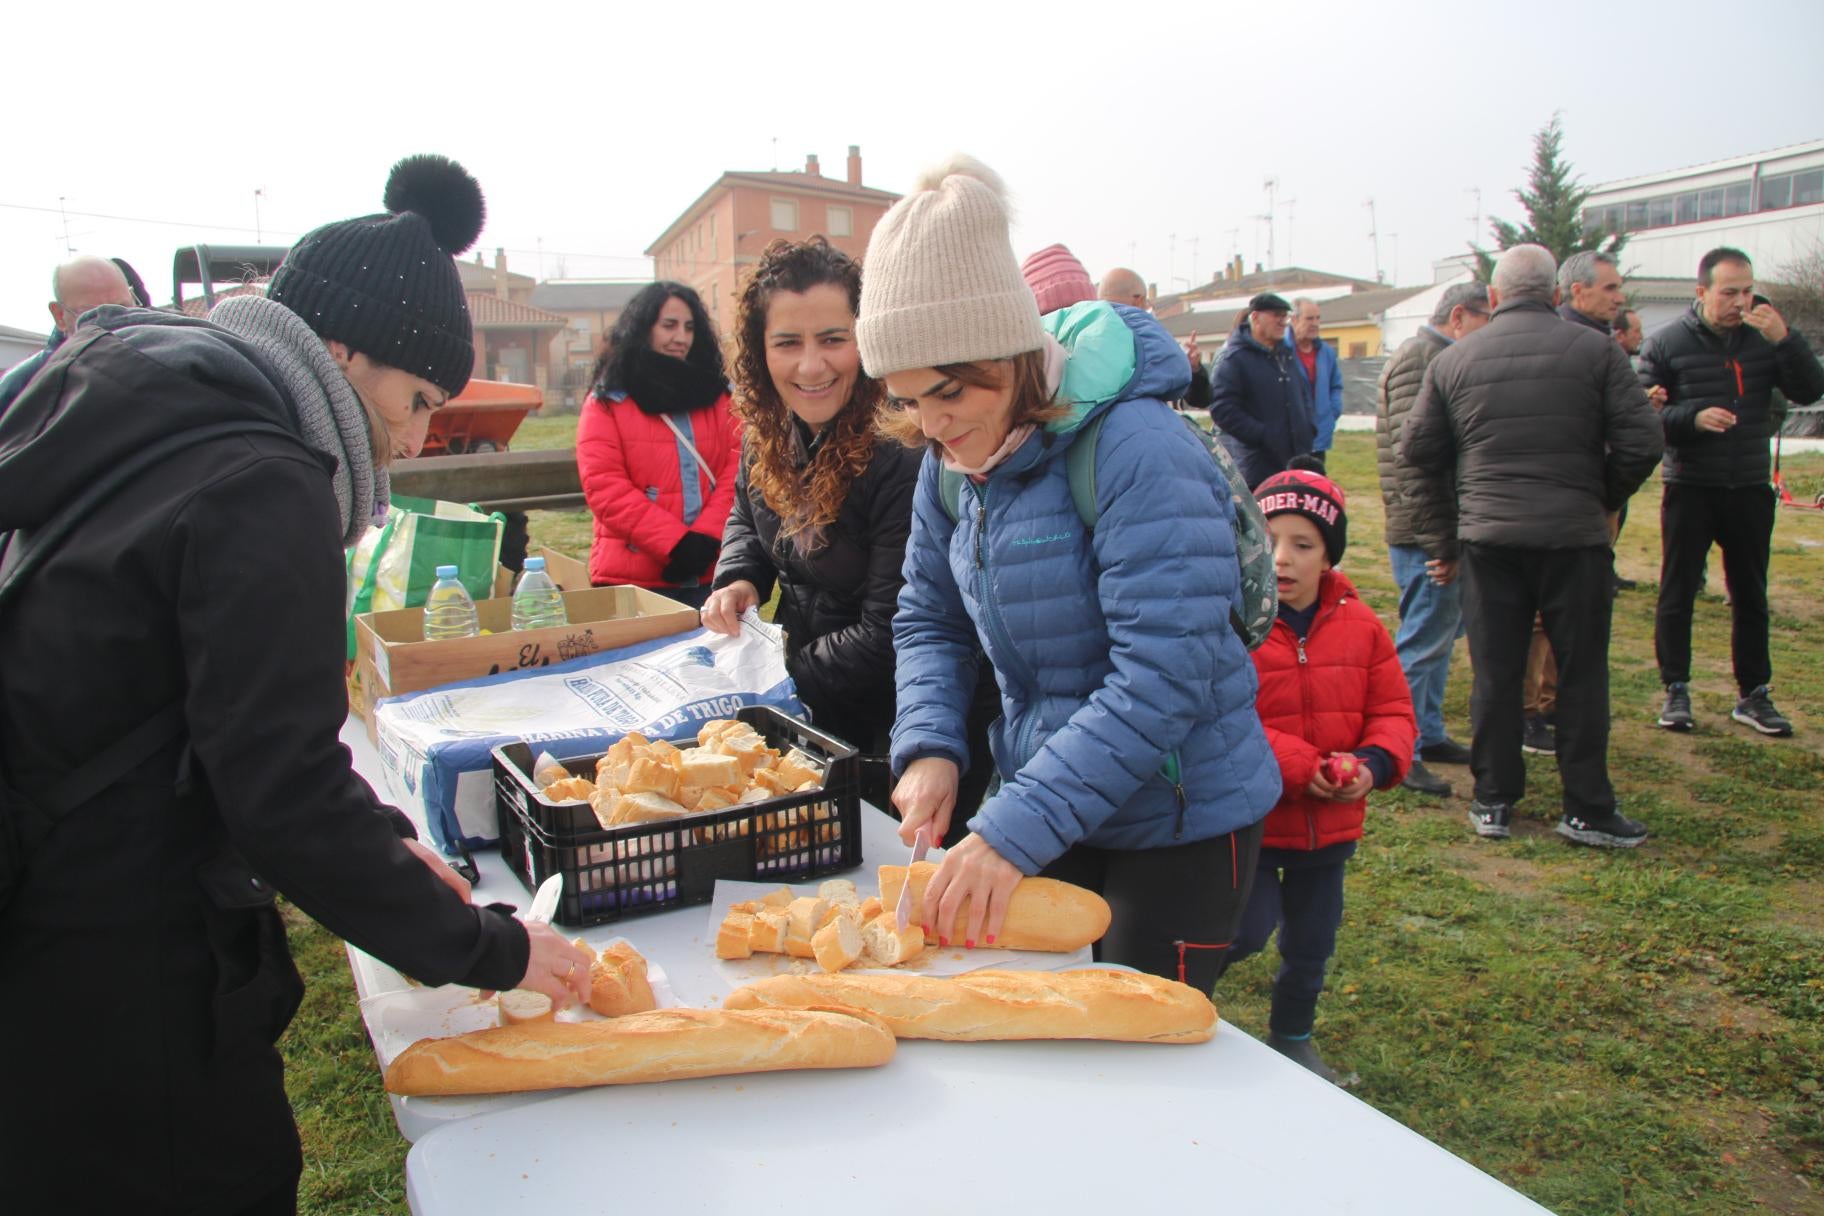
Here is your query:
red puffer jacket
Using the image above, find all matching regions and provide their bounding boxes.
[1252,570,1415,850]
[577,391,742,589]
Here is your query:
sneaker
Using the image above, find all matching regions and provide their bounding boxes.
[1401,760,1452,798]
[1522,713,1556,755]
[1657,683,1694,731]
[1468,799,1512,839]
[1267,1033,1358,1087]
[1556,809,1649,848]
[1419,737,1472,766]
[1732,686,1794,737]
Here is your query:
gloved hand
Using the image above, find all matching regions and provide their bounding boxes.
[661,531,719,584]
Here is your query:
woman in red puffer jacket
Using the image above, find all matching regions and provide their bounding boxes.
[1216,462,1414,1087]
[576,282,741,607]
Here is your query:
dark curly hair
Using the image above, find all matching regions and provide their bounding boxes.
[591,280,724,395]
[732,238,883,547]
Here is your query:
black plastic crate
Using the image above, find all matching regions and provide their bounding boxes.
[492,705,861,926]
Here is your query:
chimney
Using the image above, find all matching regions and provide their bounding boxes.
[1232,254,1244,281]
[847,145,862,187]
[805,153,821,177]
[494,247,509,299]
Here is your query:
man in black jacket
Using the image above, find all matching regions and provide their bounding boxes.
[1400,245,1663,848]
[1208,293,1315,489]
[1643,246,1824,736]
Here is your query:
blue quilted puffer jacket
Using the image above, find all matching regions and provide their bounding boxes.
[891,302,1280,874]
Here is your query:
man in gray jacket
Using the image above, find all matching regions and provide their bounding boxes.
[1400,245,1663,848]
[1375,281,1490,798]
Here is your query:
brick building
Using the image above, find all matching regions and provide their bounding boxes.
[528,280,648,410]
[645,145,900,339]
[456,251,569,389]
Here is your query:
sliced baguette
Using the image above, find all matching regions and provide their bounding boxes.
[878,862,1110,951]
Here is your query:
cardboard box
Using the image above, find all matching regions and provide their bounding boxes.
[352,584,698,737]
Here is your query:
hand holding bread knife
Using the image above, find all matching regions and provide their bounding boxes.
[486,874,593,1009]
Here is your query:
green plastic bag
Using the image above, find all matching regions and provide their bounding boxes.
[345,494,504,659]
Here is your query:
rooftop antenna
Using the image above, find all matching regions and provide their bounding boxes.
[771,137,778,172]
[1466,187,1482,244]
[1189,235,1200,284]
[1262,178,1278,269]
[59,196,74,254]
[1280,195,1298,266]
[1365,198,1382,283]
[1389,233,1400,286]
[254,188,265,243]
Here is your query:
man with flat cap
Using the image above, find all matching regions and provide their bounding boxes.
[1208,292,1315,489]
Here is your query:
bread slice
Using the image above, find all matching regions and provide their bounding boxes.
[497,988,555,1026]
[861,914,925,966]
[587,942,657,1017]
[541,775,595,803]
[750,908,789,953]
[786,897,830,941]
[817,879,859,907]
[679,747,743,789]
[609,791,688,825]
[716,912,756,960]
[858,896,883,923]
[759,885,795,908]
[812,914,864,973]
[623,756,681,801]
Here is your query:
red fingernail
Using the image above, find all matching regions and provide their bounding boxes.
[938,936,949,947]
[965,939,975,950]
[986,934,996,945]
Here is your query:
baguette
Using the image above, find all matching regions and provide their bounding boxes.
[716,912,756,960]
[724,968,1215,1043]
[384,1007,896,1096]
[877,862,1110,951]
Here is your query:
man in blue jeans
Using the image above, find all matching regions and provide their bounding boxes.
[1374,282,1490,796]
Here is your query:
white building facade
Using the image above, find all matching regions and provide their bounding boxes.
[1583,141,1824,281]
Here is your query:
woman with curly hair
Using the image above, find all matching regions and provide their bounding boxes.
[577,281,740,608]
[699,238,924,804]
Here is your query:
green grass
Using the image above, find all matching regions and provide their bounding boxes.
[286,433,1824,1214]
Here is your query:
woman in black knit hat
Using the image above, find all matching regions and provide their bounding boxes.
[0,155,592,1215]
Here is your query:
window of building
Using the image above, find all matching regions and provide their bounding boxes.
[1762,174,1793,210]
[1794,169,1824,207]
[1625,199,1649,229]
[1675,193,1699,224]
[1647,197,1675,228]
[770,198,798,231]
[827,205,852,237]
[1724,183,1751,216]
[1700,189,1724,221]
[1347,342,1368,358]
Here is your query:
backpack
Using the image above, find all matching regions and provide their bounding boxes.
[938,410,1278,651]
[0,418,302,912]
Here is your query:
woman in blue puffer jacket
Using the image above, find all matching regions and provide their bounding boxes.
[859,156,1280,988]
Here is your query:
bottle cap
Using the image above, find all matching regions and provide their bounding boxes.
[436,564,459,578]
[524,557,546,572]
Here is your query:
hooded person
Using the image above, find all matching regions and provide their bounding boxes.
[867,155,1279,989]
[0,154,591,1214]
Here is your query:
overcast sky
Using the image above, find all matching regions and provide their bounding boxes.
[4,0,1821,337]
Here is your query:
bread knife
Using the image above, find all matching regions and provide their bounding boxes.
[526,873,563,925]
[894,827,930,930]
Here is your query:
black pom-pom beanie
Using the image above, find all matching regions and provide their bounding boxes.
[269,154,485,397]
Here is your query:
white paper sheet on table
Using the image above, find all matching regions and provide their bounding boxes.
[358,938,675,1069]
[705,875,1093,990]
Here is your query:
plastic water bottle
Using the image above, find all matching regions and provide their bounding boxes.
[511,557,569,631]
[422,564,481,641]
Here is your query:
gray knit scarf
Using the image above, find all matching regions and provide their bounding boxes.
[209,295,388,546]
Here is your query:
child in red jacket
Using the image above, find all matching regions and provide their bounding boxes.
[1225,462,1416,1084]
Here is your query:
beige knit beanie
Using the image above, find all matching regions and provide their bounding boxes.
[857,154,1046,377]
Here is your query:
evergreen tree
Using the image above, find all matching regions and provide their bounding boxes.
[1472,113,1625,282]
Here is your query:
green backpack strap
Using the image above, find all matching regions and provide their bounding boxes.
[1063,410,1111,530]
[938,467,966,524]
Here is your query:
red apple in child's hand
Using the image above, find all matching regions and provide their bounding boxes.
[1320,754,1364,787]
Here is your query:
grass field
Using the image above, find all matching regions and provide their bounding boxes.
[285,426,1824,1214]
